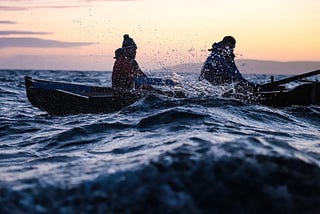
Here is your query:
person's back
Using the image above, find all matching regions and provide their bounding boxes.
[112,34,149,91]
[112,48,133,90]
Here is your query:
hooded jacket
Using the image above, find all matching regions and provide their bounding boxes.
[200,41,248,85]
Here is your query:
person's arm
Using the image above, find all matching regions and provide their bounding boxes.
[131,59,154,89]
[131,60,147,78]
[228,59,256,88]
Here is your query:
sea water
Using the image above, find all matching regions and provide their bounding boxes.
[0,69,320,213]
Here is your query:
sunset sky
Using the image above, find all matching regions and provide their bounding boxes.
[0,0,320,71]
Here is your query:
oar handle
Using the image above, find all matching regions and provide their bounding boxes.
[260,69,320,90]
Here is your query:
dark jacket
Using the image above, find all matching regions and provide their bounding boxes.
[112,55,147,90]
[200,42,249,85]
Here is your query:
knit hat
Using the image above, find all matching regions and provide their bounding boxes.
[122,34,137,50]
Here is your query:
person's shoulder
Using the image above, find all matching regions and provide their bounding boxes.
[213,42,224,49]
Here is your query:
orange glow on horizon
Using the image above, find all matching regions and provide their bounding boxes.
[0,0,319,71]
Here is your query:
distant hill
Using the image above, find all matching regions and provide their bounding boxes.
[237,60,320,75]
[1,55,319,75]
[156,60,320,75]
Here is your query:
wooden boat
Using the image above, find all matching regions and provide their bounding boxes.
[252,82,320,107]
[24,76,184,115]
[25,70,320,115]
[252,69,320,107]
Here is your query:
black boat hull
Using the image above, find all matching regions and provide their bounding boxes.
[254,83,320,107]
[25,76,320,115]
[25,76,152,115]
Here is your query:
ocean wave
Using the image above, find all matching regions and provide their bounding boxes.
[1,70,320,213]
[1,139,319,213]
[136,108,207,129]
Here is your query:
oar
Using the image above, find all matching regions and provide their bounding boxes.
[135,77,178,87]
[260,69,320,91]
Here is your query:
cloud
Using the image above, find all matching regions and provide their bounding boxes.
[0,6,27,11]
[0,20,18,24]
[0,37,95,49]
[0,31,51,36]
[0,5,87,11]
[0,1,137,11]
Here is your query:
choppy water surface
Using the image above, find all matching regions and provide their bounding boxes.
[1,70,320,213]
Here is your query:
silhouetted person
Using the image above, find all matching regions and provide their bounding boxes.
[199,36,255,92]
[112,34,149,90]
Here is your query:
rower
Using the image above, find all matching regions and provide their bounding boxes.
[199,36,256,92]
[112,34,151,91]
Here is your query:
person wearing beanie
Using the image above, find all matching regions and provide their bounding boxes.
[112,34,150,90]
[199,36,255,92]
